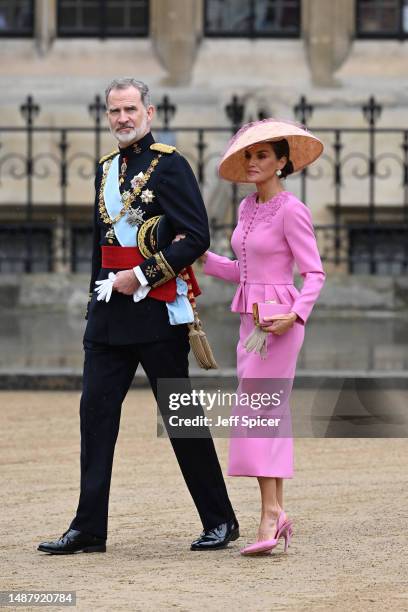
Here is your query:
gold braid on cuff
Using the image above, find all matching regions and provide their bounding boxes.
[150,251,175,287]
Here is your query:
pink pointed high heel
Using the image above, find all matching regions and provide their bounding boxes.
[240,511,293,555]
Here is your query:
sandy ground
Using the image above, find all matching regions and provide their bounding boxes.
[0,390,407,612]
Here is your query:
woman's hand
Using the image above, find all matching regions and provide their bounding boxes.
[262,312,298,335]
[198,251,208,264]
[172,233,185,243]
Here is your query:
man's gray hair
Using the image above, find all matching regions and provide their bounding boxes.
[105,78,151,107]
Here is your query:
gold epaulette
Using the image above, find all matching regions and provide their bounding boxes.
[150,143,177,154]
[98,149,119,164]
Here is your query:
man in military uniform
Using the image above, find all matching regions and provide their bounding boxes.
[37,78,238,554]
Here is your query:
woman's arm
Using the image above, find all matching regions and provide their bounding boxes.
[283,197,325,324]
[203,251,240,283]
[202,198,246,283]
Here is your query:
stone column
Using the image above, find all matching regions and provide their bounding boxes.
[302,0,355,87]
[150,0,203,85]
[34,0,57,55]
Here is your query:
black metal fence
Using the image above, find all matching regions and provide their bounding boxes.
[1,93,408,274]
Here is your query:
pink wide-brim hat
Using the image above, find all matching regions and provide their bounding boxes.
[218,118,324,183]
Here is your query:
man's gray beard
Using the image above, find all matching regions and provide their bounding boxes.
[111,117,149,146]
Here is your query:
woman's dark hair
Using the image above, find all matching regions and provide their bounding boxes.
[269,139,294,178]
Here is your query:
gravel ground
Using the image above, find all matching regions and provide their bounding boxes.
[0,390,407,612]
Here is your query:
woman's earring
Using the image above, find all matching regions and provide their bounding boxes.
[276,169,282,177]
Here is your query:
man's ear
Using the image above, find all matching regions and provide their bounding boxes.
[147,105,155,121]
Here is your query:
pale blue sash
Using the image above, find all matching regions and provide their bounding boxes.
[103,155,137,247]
[167,278,194,325]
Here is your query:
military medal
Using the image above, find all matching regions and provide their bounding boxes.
[130,172,144,189]
[119,156,128,185]
[140,189,155,204]
[126,206,145,227]
[121,189,131,202]
[105,228,115,244]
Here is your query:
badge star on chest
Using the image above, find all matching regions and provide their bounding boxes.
[126,206,145,227]
[130,172,144,189]
[140,189,155,204]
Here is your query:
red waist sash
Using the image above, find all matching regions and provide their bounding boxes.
[101,245,201,302]
[102,245,176,302]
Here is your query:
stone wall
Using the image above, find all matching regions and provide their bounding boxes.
[1,272,408,313]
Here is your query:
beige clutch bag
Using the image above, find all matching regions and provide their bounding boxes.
[253,302,292,327]
[245,301,292,359]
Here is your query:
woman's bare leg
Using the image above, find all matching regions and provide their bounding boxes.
[256,476,284,540]
[276,477,283,508]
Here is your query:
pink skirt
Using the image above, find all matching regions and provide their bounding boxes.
[228,314,305,478]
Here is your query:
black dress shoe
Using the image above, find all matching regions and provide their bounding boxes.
[37,529,106,555]
[190,518,239,551]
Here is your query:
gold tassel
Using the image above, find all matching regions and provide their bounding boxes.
[187,315,218,370]
[179,267,218,370]
[243,326,268,359]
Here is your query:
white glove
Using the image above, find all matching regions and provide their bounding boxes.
[133,284,151,302]
[94,272,116,302]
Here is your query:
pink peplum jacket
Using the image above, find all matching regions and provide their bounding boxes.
[204,190,325,324]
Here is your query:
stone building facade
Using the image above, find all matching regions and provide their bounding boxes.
[1,0,408,275]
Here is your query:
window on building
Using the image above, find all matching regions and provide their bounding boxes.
[58,0,149,38]
[205,0,300,37]
[0,0,33,37]
[356,0,408,38]
[349,226,408,274]
[0,226,53,273]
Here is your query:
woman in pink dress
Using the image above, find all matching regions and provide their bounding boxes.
[202,119,325,555]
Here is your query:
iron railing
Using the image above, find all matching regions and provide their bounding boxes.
[0,93,407,274]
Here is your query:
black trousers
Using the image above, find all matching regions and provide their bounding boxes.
[69,336,236,540]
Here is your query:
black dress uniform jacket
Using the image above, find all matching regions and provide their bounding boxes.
[84,132,210,345]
